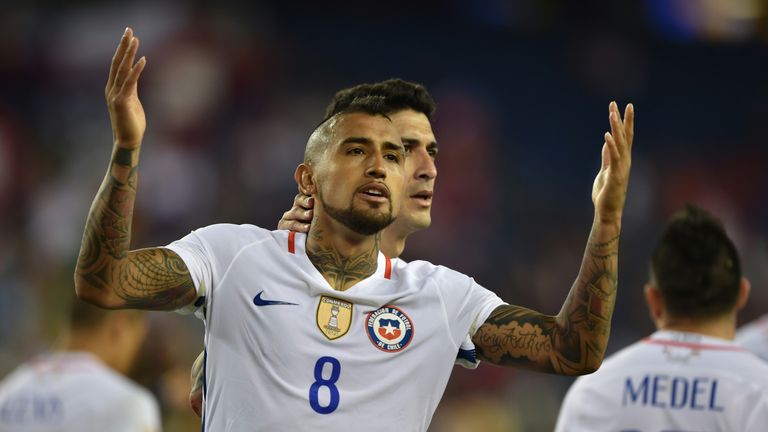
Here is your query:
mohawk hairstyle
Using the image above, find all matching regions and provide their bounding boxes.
[324,78,435,121]
[304,95,392,164]
[651,205,741,319]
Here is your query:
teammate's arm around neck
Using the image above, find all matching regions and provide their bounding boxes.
[472,102,634,375]
[74,27,197,311]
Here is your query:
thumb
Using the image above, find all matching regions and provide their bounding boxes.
[601,142,610,170]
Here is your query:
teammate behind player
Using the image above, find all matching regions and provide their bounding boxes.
[555,205,768,431]
[0,297,161,432]
[75,28,633,430]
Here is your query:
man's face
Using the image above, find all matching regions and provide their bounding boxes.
[313,113,405,235]
[388,109,438,234]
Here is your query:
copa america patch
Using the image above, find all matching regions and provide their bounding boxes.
[366,306,414,352]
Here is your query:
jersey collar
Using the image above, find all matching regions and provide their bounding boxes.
[644,330,744,352]
[287,231,393,291]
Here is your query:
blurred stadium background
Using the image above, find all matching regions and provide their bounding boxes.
[0,1,766,430]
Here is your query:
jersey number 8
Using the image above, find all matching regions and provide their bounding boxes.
[309,356,341,414]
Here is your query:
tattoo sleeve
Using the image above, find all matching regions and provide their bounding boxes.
[74,146,197,310]
[473,222,620,375]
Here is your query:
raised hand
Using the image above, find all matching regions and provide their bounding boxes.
[106,27,147,149]
[592,102,634,225]
[277,193,314,233]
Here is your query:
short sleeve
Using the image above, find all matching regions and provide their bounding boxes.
[165,230,212,318]
[164,223,273,319]
[454,336,481,369]
[435,267,506,349]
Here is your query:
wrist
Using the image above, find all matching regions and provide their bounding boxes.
[593,215,622,234]
[114,140,142,150]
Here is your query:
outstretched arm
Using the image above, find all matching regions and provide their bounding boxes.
[74,28,196,310]
[473,102,634,375]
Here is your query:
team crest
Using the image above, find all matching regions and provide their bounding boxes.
[316,296,353,340]
[366,306,414,352]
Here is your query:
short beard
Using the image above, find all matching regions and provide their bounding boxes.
[319,190,394,236]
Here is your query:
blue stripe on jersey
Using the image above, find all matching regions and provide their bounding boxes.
[201,347,207,432]
[456,348,477,364]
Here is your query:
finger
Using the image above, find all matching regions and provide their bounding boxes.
[608,111,625,157]
[115,36,139,90]
[107,28,133,93]
[293,222,310,233]
[601,142,610,169]
[624,103,635,150]
[299,194,314,210]
[285,207,313,223]
[604,131,620,163]
[277,211,294,230]
[119,56,146,95]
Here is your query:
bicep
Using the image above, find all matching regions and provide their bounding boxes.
[108,247,197,310]
[472,304,560,372]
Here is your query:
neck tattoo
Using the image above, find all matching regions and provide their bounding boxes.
[306,227,380,291]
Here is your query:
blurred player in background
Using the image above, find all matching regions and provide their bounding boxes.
[0,297,161,432]
[555,205,768,431]
[75,28,633,430]
[736,315,768,361]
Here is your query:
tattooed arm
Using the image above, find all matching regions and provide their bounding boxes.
[473,102,634,375]
[74,28,197,311]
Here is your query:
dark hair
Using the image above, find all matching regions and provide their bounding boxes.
[324,79,435,120]
[651,205,741,318]
[304,95,392,164]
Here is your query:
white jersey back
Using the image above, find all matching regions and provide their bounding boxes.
[167,224,504,431]
[737,314,768,361]
[555,330,768,432]
[0,352,161,432]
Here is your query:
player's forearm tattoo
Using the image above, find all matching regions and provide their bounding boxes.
[306,227,380,291]
[474,230,619,375]
[75,148,196,310]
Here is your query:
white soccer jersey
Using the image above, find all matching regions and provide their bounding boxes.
[737,314,768,361]
[166,224,505,431]
[555,330,768,432]
[0,352,161,432]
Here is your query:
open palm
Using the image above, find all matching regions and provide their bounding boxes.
[592,102,634,224]
[105,27,147,149]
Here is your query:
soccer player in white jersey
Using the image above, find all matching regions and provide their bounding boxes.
[737,316,768,361]
[0,297,161,432]
[74,28,634,431]
[188,79,445,416]
[555,205,768,432]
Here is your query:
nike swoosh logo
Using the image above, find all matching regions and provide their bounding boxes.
[253,291,299,306]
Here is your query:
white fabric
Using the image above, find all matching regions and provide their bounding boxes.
[166,224,505,431]
[736,314,768,362]
[555,330,768,432]
[0,352,161,432]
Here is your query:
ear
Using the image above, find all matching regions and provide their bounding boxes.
[295,163,316,196]
[644,283,664,325]
[735,277,751,311]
